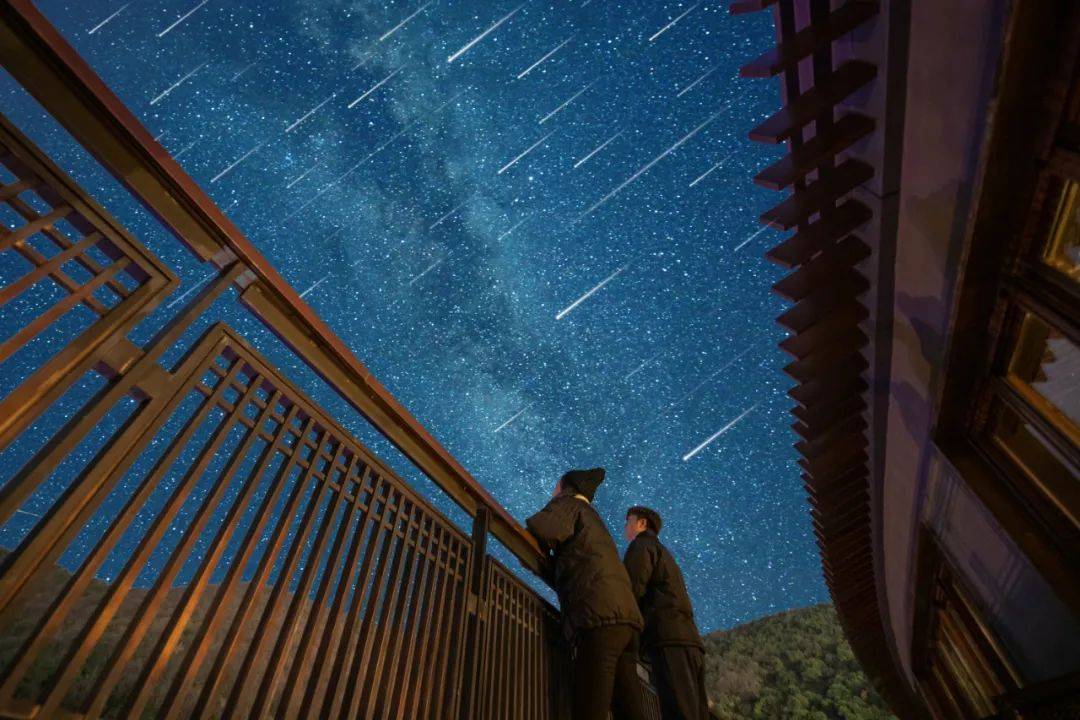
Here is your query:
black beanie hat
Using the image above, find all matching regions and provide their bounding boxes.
[626,506,662,533]
[560,468,605,501]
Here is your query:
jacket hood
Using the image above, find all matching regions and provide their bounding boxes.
[559,467,605,501]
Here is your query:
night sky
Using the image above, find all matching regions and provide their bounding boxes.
[0,0,826,632]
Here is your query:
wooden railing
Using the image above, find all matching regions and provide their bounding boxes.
[0,2,663,718]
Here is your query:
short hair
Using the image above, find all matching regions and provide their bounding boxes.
[626,506,662,533]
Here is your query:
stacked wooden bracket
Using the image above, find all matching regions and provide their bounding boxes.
[732,0,916,715]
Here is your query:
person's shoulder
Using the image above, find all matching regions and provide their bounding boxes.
[544,494,582,514]
[629,532,659,550]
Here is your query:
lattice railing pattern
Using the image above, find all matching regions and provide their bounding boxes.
[0,323,475,719]
[0,116,174,452]
[473,559,565,720]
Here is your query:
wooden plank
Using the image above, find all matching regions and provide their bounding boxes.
[796,416,868,456]
[749,60,877,143]
[773,235,871,301]
[766,199,873,268]
[800,444,868,479]
[794,412,866,446]
[789,368,867,408]
[741,2,880,78]
[779,302,867,358]
[793,394,864,428]
[755,113,876,189]
[777,271,868,332]
[761,158,874,229]
[784,339,867,383]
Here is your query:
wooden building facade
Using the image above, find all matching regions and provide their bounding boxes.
[735,0,1080,717]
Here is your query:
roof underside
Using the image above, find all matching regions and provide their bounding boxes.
[731,0,920,716]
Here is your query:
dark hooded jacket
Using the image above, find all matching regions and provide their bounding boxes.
[526,492,643,639]
[623,530,703,650]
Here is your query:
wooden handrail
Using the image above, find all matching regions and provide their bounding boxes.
[0,0,545,575]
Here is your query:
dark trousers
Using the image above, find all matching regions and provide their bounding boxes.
[572,624,650,720]
[650,645,709,720]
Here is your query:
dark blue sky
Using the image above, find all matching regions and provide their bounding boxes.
[0,0,825,632]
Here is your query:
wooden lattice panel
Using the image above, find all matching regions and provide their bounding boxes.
[0,324,472,719]
[0,114,174,451]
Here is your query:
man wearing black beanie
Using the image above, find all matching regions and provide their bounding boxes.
[525,468,649,720]
[623,506,708,720]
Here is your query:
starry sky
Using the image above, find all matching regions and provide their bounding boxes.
[0,0,826,632]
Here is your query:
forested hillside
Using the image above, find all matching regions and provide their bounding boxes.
[703,603,896,720]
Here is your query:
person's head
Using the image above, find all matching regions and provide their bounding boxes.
[555,468,605,501]
[624,506,662,541]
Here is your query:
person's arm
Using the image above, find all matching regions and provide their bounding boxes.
[525,499,574,554]
[623,537,656,600]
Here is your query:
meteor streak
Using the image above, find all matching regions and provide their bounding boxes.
[493,406,528,433]
[447,5,523,63]
[429,200,466,230]
[408,259,443,286]
[517,35,574,79]
[288,122,419,218]
[211,143,263,183]
[348,66,403,107]
[88,2,130,35]
[429,87,471,115]
[285,91,458,221]
[579,107,725,220]
[165,273,212,309]
[573,131,622,168]
[498,130,555,174]
[286,161,320,189]
[539,81,595,124]
[682,403,759,461]
[173,140,198,159]
[689,150,736,187]
[649,2,702,42]
[285,92,336,133]
[624,350,662,381]
[231,61,257,82]
[157,0,210,38]
[677,64,717,97]
[734,225,770,251]
[555,264,627,320]
[149,61,207,105]
[653,344,757,422]
[299,275,330,299]
[496,217,528,242]
[380,1,433,42]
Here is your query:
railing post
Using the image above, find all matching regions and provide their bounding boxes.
[457,506,490,720]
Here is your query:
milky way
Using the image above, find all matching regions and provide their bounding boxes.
[0,0,824,632]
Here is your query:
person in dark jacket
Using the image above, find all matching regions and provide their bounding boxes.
[623,506,709,720]
[526,468,649,720]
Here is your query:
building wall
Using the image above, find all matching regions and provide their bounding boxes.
[880,0,1009,687]
[923,449,1080,684]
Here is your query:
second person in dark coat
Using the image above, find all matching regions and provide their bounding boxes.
[525,468,649,720]
[623,506,709,720]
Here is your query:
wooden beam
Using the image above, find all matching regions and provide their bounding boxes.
[749,60,877,143]
[741,2,880,78]
[755,113,876,189]
[760,159,874,229]
[765,199,873,268]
